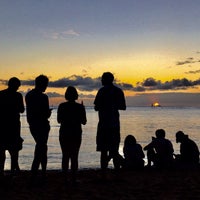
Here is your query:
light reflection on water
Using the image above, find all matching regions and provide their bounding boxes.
[4,107,200,170]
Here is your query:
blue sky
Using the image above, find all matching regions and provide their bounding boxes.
[1,0,200,106]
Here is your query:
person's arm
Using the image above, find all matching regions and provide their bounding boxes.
[81,105,87,125]
[144,142,154,151]
[94,90,101,111]
[118,89,126,110]
[19,93,25,113]
[57,105,62,124]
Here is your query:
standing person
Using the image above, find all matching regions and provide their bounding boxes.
[0,77,25,175]
[144,129,174,169]
[94,72,126,171]
[25,75,51,178]
[123,135,145,170]
[57,86,86,184]
[175,131,199,168]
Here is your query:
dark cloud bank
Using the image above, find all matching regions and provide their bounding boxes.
[18,75,200,93]
[1,75,200,106]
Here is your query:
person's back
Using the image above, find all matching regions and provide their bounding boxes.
[123,135,144,169]
[144,129,174,168]
[95,84,126,128]
[57,86,87,183]
[25,75,51,178]
[152,138,174,165]
[26,89,50,125]
[94,72,126,170]
[58,101,86,135]
[0,81,24,127]
[176,131,199,167]
[0,77,24,174]
[180,136,199,164]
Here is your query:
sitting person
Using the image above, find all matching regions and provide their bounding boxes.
[175,131,199,168]
[123,135,145,170]
[144,129,174,169]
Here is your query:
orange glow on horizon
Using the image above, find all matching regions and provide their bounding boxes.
[151,102,161,107]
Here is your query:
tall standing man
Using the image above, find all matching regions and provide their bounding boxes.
[94,72,126,171]
[0,77,25,175]
[25,75,52,178]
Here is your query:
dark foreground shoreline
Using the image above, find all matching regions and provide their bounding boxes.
[1,168,200,200]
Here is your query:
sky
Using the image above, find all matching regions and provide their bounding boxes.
[1,0,200,106]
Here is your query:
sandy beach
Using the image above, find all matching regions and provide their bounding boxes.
[0,168,200,200]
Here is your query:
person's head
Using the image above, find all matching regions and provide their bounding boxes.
[101,72,114,86]
[35,75,49,92]
[65,86,78,101]
[155,129,166,139]
[124,135,137,146]
[8,77,21,91]
[176,131,186,143]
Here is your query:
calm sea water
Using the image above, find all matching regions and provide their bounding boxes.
[4,106,200,170]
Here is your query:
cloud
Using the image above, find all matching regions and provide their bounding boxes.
[62,29,80,37]
[139,77,194,91]
[43,29,80,39]
[46,92,63,98]
[176,57,195,66]
[185,69,200,74]
[2,75,200,94]
[48,75,101,91]
[176,57,200,66]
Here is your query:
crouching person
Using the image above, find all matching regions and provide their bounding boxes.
[144,129,174,169]
[174,131,199,169]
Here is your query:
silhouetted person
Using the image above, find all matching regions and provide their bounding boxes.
[57,86,86,184]
[144,129,174,169]
[175,131,199,168]
[94,72,126,171]
[0,77,25,175]
[123,135,145,170]
[25,75,51,178]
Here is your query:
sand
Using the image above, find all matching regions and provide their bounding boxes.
[0,168,200,200]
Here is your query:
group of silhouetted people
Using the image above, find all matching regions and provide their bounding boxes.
[0,72,200,185]
[143,129,200,169]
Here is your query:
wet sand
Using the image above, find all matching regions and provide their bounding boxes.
[0,168,200,200]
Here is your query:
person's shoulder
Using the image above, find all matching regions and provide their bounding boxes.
[16,91,23,98]
[75,102,85,109]
[26,89,34,96]
[0,89,6,95]
[136,143,143,149]
[58,102,67,107]
[113,84,124,93]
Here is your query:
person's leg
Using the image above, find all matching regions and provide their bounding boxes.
[109,128,122,170]
[9,149,20,173]
[101,150,109,170]
[111,132,121,170]
[62,153,69,174]
[59,134,70,174]
[147,149,156,167]
[31,142,42,175]
[30,124,49,176]
[41,144,48,176]
[40,125,50,176]
[71,139,81,183]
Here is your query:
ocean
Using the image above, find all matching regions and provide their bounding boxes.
[4,106,200,170]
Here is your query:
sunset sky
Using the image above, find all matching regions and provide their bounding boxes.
[1,0,200,106]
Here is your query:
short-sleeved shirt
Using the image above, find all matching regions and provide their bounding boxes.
[0,88,24,146]
[94,84,126,151]
[57,101,86,137]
